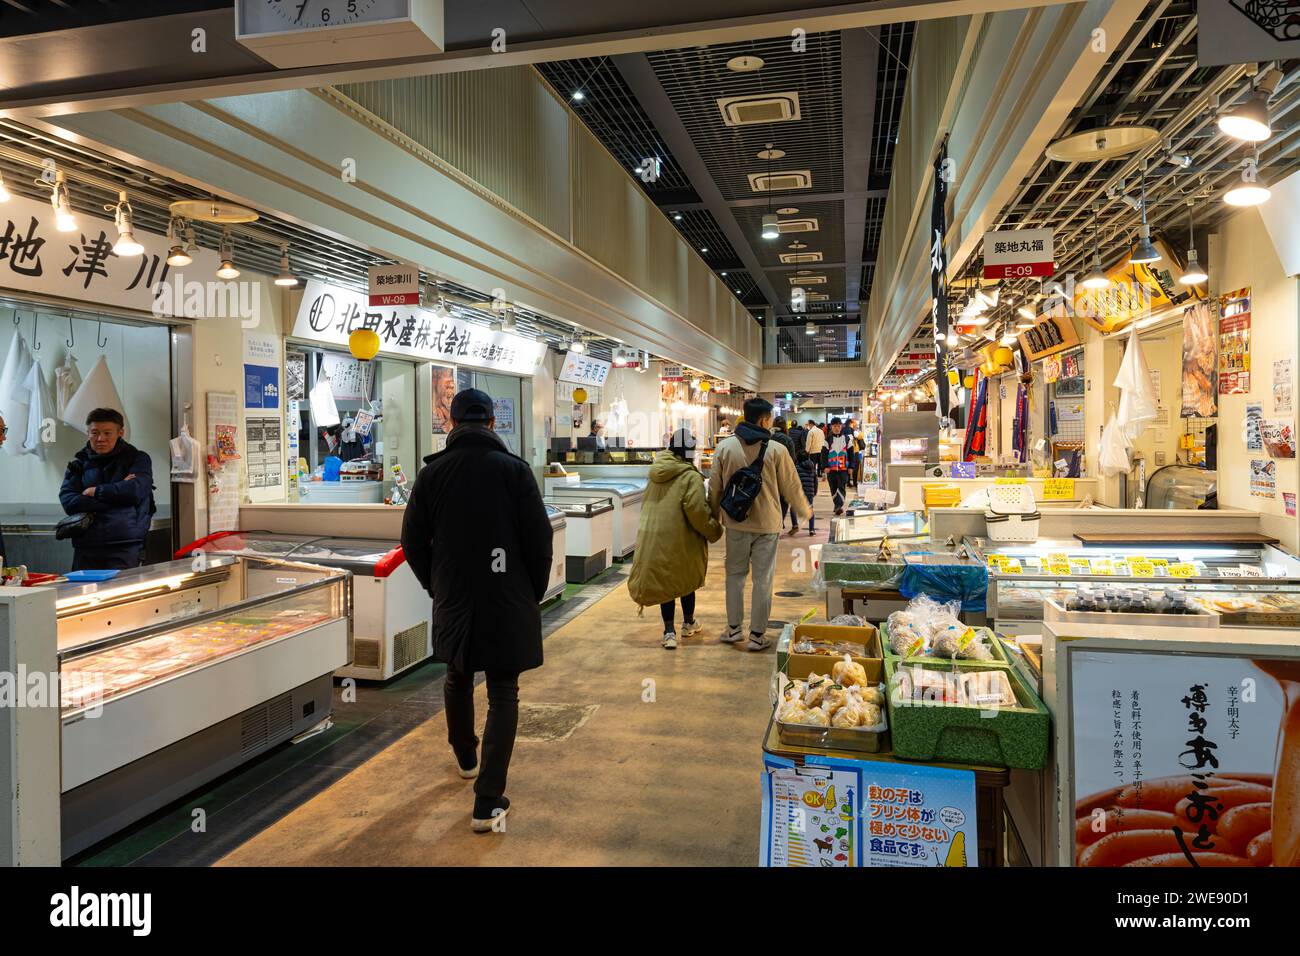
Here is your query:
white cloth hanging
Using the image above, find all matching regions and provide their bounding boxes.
[169,423,201,482]
[1113,327,1158,440]
[62,354,128,436]
[0,333,33,456]
[15,361,48,459]
[309,377,340,427]
[55,352,82,419]
[1099,413,1133,477]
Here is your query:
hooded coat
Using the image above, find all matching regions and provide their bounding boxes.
[400,424,554,673]
[627,450,722,608]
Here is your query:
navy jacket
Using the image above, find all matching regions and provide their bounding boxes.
[400,425,553,674]
[59,441,156,553]
[796,457,818,504]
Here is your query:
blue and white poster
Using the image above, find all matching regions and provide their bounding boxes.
[244,364,280,410]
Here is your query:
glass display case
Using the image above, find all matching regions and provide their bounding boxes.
[544,494,616,582]
[1143,463,1217,509]
[829,509,928,544]
[545,494,615,518]
[56,555,351,858]
[985,538,1300,633]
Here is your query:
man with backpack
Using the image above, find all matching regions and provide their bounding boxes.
[708,397,810,651]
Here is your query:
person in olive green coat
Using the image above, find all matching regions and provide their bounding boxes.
[628,429,723,649]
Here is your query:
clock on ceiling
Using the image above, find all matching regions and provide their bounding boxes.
[236,0,444,69]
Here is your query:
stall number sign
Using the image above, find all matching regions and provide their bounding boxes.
[983,228,1055,279]
[1042,478,1075,500]
[367,262,420,306]
[559,351,611,387]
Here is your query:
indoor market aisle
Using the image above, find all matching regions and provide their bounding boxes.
[217,488,838,867]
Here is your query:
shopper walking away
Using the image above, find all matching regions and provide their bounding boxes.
[59,408,156,571]
[770,417,798,533]
[794,449,819,536]
[709,397,810,651]
[825,418,852,516]
[804,419,825,476]
[401,388,554,833]
[628,428,722,649]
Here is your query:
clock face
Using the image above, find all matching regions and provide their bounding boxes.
[239,0,409,34]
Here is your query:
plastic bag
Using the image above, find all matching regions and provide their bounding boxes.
[899,562,989,612]
[1113,328,1158,440]
[1098,414,1132,477]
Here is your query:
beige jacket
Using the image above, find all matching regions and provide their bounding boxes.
[709,426,812,534]
[804,425,826,454]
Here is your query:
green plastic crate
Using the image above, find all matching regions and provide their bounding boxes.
[883,654,1050,770]
[819,543,906,589]
[879,620,1012,670]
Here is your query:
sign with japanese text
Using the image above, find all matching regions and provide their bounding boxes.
[291,279,546,376]
[367,261,420,306]
[1042,478,1075,500]
[659,364,685,381]
[1068,649,1297,867]
[0,191,223,317]
[558,350,611,387]
[982,228,1054,279]
[1219,288,1251,395]
[861,762,978,866]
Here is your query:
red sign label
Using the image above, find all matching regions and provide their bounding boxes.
[369,292,421,306]
[983,261,1055,280]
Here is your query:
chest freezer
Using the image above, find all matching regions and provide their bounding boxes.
[177,530,429,682]
[545,505,567,602]
[544,493,615,582]
[562,479,646,559]
[53,555,350,858]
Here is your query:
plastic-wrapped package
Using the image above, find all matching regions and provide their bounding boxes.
[803,674,832,707]
[828,614,868,627]
[832,653,868,688]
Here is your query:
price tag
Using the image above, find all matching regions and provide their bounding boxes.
[1092,558,1113,575]
[1001,558,1023,573]
[1048,559,1071,576]
[987,554,1005,570]
[1127,555,1147,565]
[1130,559,1156,577]
[1042,478,1075,500]
[1032,468,1053,479]
[1149,558,1169,568]
[1069,558,1093,575]
[1168,562,1197,578]
[996,476,1027,484]
[1111,558,1129,575]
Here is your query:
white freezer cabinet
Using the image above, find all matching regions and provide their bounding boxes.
[54,555,350,858]
[177,530,429,682]
[567,479,646,560]
[545,505,568,602]
[544,494,615,583]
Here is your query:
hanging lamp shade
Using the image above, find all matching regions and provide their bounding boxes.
[348,328,380,362]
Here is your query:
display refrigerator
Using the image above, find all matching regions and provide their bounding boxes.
[985,537,1300,634]
[880,411,939,497]
[544,505,568,601]
[54,555,350,857]
[1142,463,1217,509]
[176,530,429,682]
[556,478,646,559]
[544,493,615,582]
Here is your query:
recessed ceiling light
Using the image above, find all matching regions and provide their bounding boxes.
[726,55,765,73]
[673,212,683,221]
[757,146,786,161]
[720,271,728,276]
[777,207,799,215]
[571,91,585,102]
[700,247,709,253]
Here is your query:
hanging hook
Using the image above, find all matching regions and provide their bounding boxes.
[13,309,20,328]
[96,318,108,348]
[31,313,39,350]
[66,315,75,349]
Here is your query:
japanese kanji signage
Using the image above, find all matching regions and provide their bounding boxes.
[367,261,420,307]
[930,141,950,419]
[982,228,1055,279]
[0,192,222,316]
[558,351,611,387]
[291,279,546,376]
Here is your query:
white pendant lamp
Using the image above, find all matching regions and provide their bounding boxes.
[50,171,76,233]
[107,190,143,257]
[1224,157,1270,207]
[216,228,239,279]
[1082,202,1111,289]
[274,243,298,287]
[1178,201,1208,285]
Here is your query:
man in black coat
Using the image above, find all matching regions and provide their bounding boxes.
[401,388,553,833]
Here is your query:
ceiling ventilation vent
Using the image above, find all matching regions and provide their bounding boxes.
[748,170,813,193]
[805,292,830,301]
[790,274,827,285]
[780,252,824,264]
[779,217,820,233]
[717,92,801,126]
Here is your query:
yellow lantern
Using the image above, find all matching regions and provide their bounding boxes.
[348,328,380,362]
[947,368,960,386]
[993,347,1014,368]
[700,380,711,392]
[962,375,975,389]
[572,387,588,404]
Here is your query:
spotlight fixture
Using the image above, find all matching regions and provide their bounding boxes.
[1179,201,1207,285]
[570,331,586,354]
[1129,167,1161,265]
[805,321,815,335]
[761,212,780,240]
[0,171,9,203]
[274,243,298,287]
[1017,306,1036,322]
[1218,88,1271,143]
[106,190,143,257]
[1000,331,1018,346]
[571,90,585,102]
[216,229,239,280]
[1224,156,1271,207]
[49,171,76,232]
[165,217,192,267]
[1081,202,1110,289]
[673,212,683,221]
[700,247,709,254]
[501,311,517,332]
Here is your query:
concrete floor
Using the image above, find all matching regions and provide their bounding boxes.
[217,489,838,866]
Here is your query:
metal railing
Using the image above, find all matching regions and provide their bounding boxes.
[765,323,863,364]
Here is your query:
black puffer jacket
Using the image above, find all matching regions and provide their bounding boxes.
[401,424,553,673]
[59,440,156,555]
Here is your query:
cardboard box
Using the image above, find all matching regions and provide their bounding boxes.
[783,623,883,684]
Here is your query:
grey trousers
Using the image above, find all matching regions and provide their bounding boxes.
[724,529,780,636]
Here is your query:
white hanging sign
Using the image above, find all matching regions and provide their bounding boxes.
[367,261,420,306]
[291,279,546,376]
[982,228,1055,279]
[558,350,611,386]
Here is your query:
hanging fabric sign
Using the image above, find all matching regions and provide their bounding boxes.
[930,141,950,420]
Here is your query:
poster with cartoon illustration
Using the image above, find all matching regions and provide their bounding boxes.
[861,763,979,867]
[761,757,859,867]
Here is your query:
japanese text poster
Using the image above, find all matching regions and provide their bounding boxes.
[1250,458,1277,498]
[1275,359,1294,414]
[861,763,979,867]
[1218,289,1251,395]
[761,757,859,867]
[1246,403,1263,451]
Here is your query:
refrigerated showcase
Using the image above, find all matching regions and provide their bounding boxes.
[55,555,350,858]
[544,494,615,582]
[545,505,567,601]
[556,478,646,559]
[1142,463,1217,509]
[176,530,428,681]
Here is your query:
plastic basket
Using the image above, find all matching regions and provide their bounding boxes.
[986,483,1037,515]
[984,510,1041,543]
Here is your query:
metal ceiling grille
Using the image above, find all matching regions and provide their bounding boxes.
[720,269,764,305]
[871,23,915,184]
[671,207,742,268]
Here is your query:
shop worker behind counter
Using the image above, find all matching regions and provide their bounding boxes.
[59,408,156,571]
[709,397,810,652]
[400,387,553,834]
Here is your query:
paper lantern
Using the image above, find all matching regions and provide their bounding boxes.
[962,375,975,389]
[994,347,1014,367]
[572,387,588,404]
[947,369,960,385]
[348,328,380,362]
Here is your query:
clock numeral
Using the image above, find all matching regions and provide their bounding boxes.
[348,0,357,11]
[321,8,331,22]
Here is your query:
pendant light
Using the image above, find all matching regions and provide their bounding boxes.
[1178,201,1208,285]
[570,329,586,353]
[165,217,192,267]
[1129,167,1161,265]
[274,242,298,287]
[760,143,780,240]
[1218,88,1271,143]
[1081,202,1110,289]
[49,171,76,232]
[216,228,239,279]
[107,190,143,256]
[1224,154,1271,207]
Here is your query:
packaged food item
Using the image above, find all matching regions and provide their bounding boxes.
[828,614,868,627]
[791,638,868,657]
[832,653,868,688]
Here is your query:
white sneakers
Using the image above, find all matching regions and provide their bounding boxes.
[662,631,678,650]
[680,620,702,637]
[720,626,744,644]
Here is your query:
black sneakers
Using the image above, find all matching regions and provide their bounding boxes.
[471,796,511,833]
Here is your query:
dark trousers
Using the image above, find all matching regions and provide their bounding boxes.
[660,592,696,629]
[444,666,520,803]
[72,545,143,571]
[828,470,850,512]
